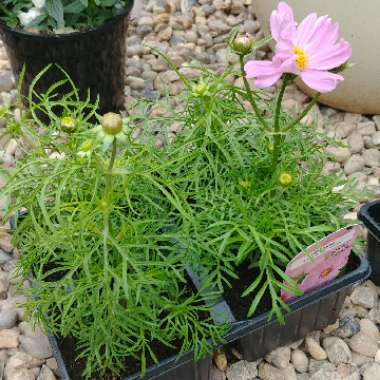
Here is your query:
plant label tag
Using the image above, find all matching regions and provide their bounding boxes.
[281,225,361,301]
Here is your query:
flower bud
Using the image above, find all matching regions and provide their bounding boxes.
[279,172,293,187]
[79,139,94,152]
[60,116,76,132]
[101,112,123,136]
[331,61,355,74]
[192,81,210,97]
[231,33,254,56]
[99,199,109,211]
[239,179,251,189]
[77,139,95,157]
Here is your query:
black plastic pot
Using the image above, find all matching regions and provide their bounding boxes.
[0,3,133,114]
[9,215,218,380]
[191,253,370,362]
[48,335,212,380]
[358,200,380,285]
[48,252,368,379]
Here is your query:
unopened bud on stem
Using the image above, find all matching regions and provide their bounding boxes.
[60,116,77,132]
[192,81,210,97]
[279,172,293,187]
[231,33,254,56]
[101,112,123,136]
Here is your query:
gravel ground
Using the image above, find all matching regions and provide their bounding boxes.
[0,0,379,379]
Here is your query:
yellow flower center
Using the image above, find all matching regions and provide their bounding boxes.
[320,267,333,278]
[292,46,308,70]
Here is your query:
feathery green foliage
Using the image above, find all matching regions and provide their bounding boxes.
[1,34,359,379]
[156,48,358,322]
[1,69,226,379]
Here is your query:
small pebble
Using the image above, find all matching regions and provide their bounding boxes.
[37,365,57,380]
[351,285,378,309]
[265,346,290,369]
[0,329,19,349]
[19,335,53,359]
[323,337,352,364]
[362,362,380,380]
[306,336,327,361]
[291,349,308,373]
[336,316,360,338]
[226,360,258,379]
[349,332,378,357]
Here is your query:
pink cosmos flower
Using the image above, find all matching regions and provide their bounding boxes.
[244,2,352,93]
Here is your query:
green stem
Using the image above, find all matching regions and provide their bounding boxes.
[0,4,12,17]
[108,138,117,172]
[239,55,269,130]
[103,138,117,278]
[283,93,321,133]
[271,75,289,172]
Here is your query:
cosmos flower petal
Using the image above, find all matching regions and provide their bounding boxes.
[294,13,318,46]
[270,1,296,42]
[245,60,281,77]
[307,17,339,51]
[254,72,284,88]
[309,39,352,70]
[300,70,344,93]
[244,60,283,88]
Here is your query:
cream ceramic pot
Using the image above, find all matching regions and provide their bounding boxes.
[254,0,379,114]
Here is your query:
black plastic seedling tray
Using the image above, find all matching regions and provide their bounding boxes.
[190,253,370,362]
[359,200,380,285]
[9,215,216,380]
[9,211,370,377]
[29,254,372,379]
[48,335,213,380]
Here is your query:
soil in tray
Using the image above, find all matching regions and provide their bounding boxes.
[223,253,360,321]
[56,276,208,380]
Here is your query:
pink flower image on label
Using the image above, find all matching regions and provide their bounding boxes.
[281,225,361,301]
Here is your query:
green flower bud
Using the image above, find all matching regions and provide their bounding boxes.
[331,61,355,74]
[77,139,95,157]
[279,172,293,187]
[60,116,77,132]
[192,81,210,97]
[231,33,254,56]
[239,179,251,189]
[101,112,123,136]
[80,139,94,152]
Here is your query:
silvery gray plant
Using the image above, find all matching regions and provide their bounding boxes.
[0,0,130,32]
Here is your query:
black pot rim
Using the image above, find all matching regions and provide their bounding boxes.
[0,1,134,40]
[224,251,370,343]
[358,199,380,242]
[48,334,209,380]
[49,252,370,380]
